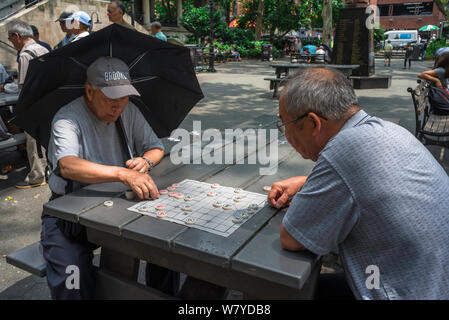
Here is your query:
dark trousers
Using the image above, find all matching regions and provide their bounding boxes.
[41,216,97,299]
[41,215,180,299]
[404,58,411,68]
[315,272,356,300]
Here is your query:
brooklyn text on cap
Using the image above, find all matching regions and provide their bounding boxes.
[87,57,141,99]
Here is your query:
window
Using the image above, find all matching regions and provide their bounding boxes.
[379,2,434,16]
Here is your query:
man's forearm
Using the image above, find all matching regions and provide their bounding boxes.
[59,156,128,184]
[142,148,164,166]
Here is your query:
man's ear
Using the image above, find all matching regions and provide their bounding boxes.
[309,112,322,137]
[85,83,94,101]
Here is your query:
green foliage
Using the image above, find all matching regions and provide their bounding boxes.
[238,0,345,39]
[374,28,385,44]
[301,38,322,47]
[427,38,447,57]
[181,0,345,59]
[181,2,222,45]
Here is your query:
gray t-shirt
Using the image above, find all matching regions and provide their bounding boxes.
[48,96,164,195]
[283,110,449,300]
[434,67,448,88]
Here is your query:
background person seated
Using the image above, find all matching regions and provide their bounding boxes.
[230,45,241,61]
[213,45,226,63]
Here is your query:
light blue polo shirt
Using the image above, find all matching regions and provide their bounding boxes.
[155,32,167,42]
[283,110,449,300]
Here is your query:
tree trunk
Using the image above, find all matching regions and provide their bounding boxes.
[255,0,264,41]
[322,0,332,47]
[435,0,449,22]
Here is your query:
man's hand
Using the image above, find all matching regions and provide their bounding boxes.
[436,79,443,89]
[0,84,4,92]
[268,176,308,209]
[126,157,149,173]
[119,169,159,200]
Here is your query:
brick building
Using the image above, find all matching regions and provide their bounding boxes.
[371,0,445,31]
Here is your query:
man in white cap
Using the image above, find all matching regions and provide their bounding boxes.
[41,56,174,299]
[65,11,92,43]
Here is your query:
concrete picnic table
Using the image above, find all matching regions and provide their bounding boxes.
[270,63,360,79]
[0,92,19,111]
[42,116,321,299]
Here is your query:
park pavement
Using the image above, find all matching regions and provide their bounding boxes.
[0,57,446,300]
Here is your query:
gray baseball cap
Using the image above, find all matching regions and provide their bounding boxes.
[86,57,140,99]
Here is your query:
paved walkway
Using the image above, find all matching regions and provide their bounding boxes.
[0,57,446,299]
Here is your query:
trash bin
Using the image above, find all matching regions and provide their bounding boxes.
[411,43,423,61]
[262,44,273,62]
[185,44,204,72]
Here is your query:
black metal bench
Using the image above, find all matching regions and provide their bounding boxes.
[6,242,47,277]
[407,80,449,149]
[264,77,287,99]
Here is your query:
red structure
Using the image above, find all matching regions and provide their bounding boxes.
[371,0,445,31]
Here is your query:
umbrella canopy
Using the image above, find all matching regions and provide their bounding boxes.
[301,45,317,54]
[13,24,203,149]
[419,25,439,32]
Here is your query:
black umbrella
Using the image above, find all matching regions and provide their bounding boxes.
[13,23,203,149]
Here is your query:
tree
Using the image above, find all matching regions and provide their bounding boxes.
[322,0,332,47]
[435,0,449,23]
[181,3,222,45]
[254,0,264,40]
[238,0,344,44]
[217,0,236,25]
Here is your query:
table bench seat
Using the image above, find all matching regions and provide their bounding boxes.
[264,77,286,99]
[0,132,26,150]
[6,242,47,277]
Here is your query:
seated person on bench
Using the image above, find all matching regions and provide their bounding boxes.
[418,51,449,89]
[41,57,177,299]
[214,45,225,62]
[230,45,241,61]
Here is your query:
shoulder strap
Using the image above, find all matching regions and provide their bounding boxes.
[115,116,133,160]
[21,50,37,59]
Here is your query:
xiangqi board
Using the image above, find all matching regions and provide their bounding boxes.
[127,179,268,237]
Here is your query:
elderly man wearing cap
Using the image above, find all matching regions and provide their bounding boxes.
[54,11,75,49]
[40,56,174,299]
[65,11,92,43]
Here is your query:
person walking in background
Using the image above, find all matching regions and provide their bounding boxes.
[384,40,393,67]
[150,22,167,42]
[404,43,413,70]
[54,11,75,49]
[7,20,49,189]
[421,40,428,60]
[30,25,52,52]
[107,0,136,31]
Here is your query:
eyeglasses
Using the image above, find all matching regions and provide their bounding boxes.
[276,112,327,134]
